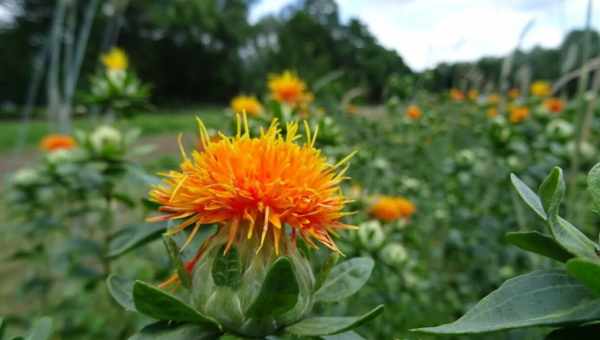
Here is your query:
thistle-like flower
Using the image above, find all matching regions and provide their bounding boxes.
[230,95,263,117]
[150,115,355,258]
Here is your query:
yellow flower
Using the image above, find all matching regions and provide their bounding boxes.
[486,107,498,118]
[543,97,565,113]
[40,134,77,152]
[509,106,530,124]
[531,81,551,97]
[450,88,465,101]
[149,115,354,258]
[268,71,308,105]
[230,95,263,117]
[406,105,422,120]
[370,196,416,222]
[468,89,479,101]
[101,47,128,71]
[508,88,520,99]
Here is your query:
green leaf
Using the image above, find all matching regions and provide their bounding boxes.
[566,258,600,295]
[25,317,52,340]
[587,162,600,214]
[545,323,600,339]
[314,257,374,303]
[286,305,383,336]
[133,281,217,326]
[414,269,600,334]
[211,246,241,288]
[548,217,597,259]
[314,253,340,291]
[0,317,6,339]
[106,274,136,311]
[107,223,166,259]
[538,167,565,217]
[511,173,547,220]
[246,257,299,318]
[321,331,365,340]
[128,321,220,340]
[163,236,192,289]
[504,231,572,262]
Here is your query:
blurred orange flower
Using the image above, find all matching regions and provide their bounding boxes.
[450,88,465,101]
[40,134,76,152]
[406,104,422,120]
[544,98,564,113]
[230,95,263,117]
[486,107,498,118]
[508,88,520,99]
[268,71,308,106]
[509,106,530,124]
[370,196,416,222]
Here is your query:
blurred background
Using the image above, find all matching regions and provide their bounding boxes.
[2,0,600,339]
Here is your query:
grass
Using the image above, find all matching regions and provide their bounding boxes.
[0,106,225,153]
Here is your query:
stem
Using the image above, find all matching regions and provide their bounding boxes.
[567,0,594,221]
[101,191,114,276]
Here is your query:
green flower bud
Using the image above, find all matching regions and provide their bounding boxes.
[358,220,385,250]
[379,243,408,267]
[190,230,315,338]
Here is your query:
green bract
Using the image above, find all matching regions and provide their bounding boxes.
[108,230,382,339]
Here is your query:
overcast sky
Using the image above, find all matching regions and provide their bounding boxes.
[250,0,599,71]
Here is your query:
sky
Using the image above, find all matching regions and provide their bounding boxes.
[250,0,600,71]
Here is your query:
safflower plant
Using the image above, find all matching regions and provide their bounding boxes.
[107,115,383,339]
[415,164,600,338]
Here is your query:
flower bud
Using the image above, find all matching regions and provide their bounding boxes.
[379,243,408,267]
[190,229,315,338]
[358,220,385,250]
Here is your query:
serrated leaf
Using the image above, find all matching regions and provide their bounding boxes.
[566,258,600,295]
[286,305,383,336]
[163,236,191,289]
[107,223,166,259]
[246,257,299,318]
[133,281,217,326]
[548,217,597,259]
[25,317,52,340]
[314,257,374,302]
[511,173,547,220]
[538,167,565,217]
[504,231,572,262]
[414,270,600,334]
[211,246,241,288]
[587,162,600,214]
[128,321,220,340]
[106,274,136,311]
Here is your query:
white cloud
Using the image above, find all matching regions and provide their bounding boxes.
[250,0,600,70]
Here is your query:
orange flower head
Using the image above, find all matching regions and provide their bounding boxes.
[487,93,500,104]
[509,106,530,124]
[230,95,263,117]
[468,89,479,101]
[450,88,465,101]
[268,71,308,105]
[406,105,422,120]
[370,196,416,222]
[544,97,564,113]
[508,88,520,99]
[40,134,76,152]
[486,107,498,118]
[149,115,354,256]
[531,81,551,97]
